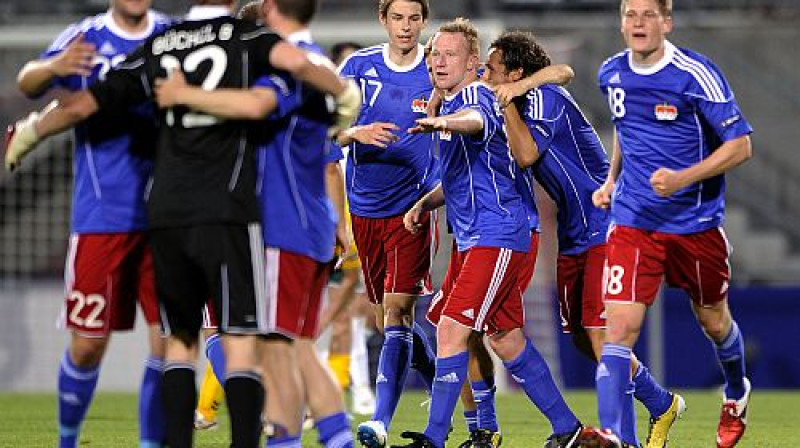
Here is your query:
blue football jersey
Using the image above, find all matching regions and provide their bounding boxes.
[42,10,171,233]
[514,85,611,255]
[438,82,530,253]
[598,41,753,234]
[255,33,337,263]
[338,44,440,218]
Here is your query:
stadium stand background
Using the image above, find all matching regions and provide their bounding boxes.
[1,0,798,391]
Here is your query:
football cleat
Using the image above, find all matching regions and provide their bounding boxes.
[358,420,388,448]
[716,377,751,448]
[645,393,686,448]
[457,429,503,448]
[390,431,437,448]
[545,423,582,447]
[193,410,218,431]
[575,427,621,448]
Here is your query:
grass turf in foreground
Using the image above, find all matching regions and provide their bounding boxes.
[0,390,794,447]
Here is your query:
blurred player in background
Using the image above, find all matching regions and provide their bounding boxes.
[332,0,441,446]
[14,1,170,446]
[395,19,581,448]
[5,0,361,446]
[489,30,684,448]
[320,41,379,417]
[577,1,753,447]
[155,1,358,447]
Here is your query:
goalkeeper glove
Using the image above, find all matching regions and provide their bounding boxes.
[5,111,41,171]
[331,79,361,138]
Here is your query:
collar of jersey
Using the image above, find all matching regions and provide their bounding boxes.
[444,80,485,102]
[185,6,231,21]
[287,29,313,45]
[627,40,676,76]
[382,43,424,73]
[103,9,156,40]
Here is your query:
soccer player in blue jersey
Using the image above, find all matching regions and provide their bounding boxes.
[15,2,170,446]
[153,1,356,447]
[332,1,440,446]
[5,1,361,445]
[488,30,685,448]
[577,1,754,447]
[393,19,582,448]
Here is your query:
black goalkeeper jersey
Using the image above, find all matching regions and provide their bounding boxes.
[90,16,282,228]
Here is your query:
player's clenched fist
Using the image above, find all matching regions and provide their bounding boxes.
[649,167,684,198]
[403,203,425,234]
[592,182,614,209]
[5,111,42,171]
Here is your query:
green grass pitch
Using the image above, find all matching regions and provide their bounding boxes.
[0,390,795,447]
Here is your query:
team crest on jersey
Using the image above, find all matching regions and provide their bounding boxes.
[439,130,452,141]
[654,103,678,121]
[412,98,429,114]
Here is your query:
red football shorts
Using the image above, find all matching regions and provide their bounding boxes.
[62,232,158,337]
[351,211,437,304]
[264,247,332,339]
[604,225,732,307]
[557,243,607,333]
[427,245,528,336]
[518,232,540,295]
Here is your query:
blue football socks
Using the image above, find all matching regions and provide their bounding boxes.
[57,350,100,448]
[596,343,632,438]
[139,356,165,447]
[373,326,413,429]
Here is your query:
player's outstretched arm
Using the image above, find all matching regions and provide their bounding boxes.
[409,109,483,135]
[5,91,98,170]
[404,184,444,234]
[154,69,278,120]
[650,134,752,198]
[493,64,575,106]
[503,101,540,168]
[17,33,97,98]
[335,122,400,148]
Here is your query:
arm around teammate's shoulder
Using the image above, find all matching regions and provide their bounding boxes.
[17,33,96,98]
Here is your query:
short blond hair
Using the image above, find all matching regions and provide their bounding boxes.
[437,18,479,56]
[620,0,672,16]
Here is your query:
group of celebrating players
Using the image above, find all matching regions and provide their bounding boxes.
[4,0,754,447]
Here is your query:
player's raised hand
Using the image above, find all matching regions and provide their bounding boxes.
[403,203,425,234]
[340,122,400,148]
[592,182,614,209]
[50,33,97,78]
[409,117,447,134]
[492,81,527,107]
[650,167,684,197]
[5,112,42,171]
[154,68,188,108]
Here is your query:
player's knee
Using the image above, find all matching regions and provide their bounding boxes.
[487,329,525,361]
[436,318,470,355]
[69,338,107,367]
[383,302,414,327]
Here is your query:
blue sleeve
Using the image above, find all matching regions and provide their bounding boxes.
[254,73,301,121]
[325,142,344,163]
[686,62,753,142]
[464,85,497,144]
[521,88,557,154]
